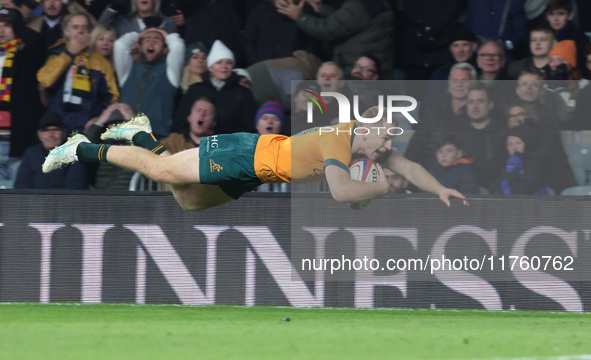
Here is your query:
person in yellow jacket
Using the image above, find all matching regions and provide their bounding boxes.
[37,12,118,133]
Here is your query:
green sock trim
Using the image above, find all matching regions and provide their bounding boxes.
[77,143,111,163]
[132,132,167,155]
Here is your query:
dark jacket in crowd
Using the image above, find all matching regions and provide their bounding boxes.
[479,69,513,105]
[14,143,88,189]
[295,0,393,79]
[4,20,47,158]
[184,0,244,66]
[396,0,465,76]
[98,7,177,37]
[19,1,93,48]
[505,95,576,193]
[452,118,507,193]
[501,152,548,195]
[244,2,319,66]
[173,72,257,135]
[573,85,591,130]
[525,116,576,193]
[507,58,553,80]
[76,0,109,19]
[500,125,548,195]
[247,50,322,113]
[464,0,528,51]
[428,159,479,195]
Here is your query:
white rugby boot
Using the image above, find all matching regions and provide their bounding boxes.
[100,113,153,144]
[42,133,90,173]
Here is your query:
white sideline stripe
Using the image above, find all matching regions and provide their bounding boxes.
[1,302,591,315]
[454,356,591,360]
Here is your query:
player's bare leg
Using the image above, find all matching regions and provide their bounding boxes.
[169,183,232,211]
[158,150,232,211]
[103,146,200,184]
[101,146,232,211]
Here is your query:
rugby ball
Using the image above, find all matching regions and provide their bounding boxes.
[348,158,379,210]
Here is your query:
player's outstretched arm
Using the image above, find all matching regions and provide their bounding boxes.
[385,152,469,207]
[437,188,470,207]
[325,164,389,203]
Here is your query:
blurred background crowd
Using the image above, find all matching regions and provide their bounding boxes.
[0,0,590,196]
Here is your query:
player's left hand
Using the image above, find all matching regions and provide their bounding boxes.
[439,188,469,207]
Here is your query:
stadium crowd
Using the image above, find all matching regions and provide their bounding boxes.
[0,0,590,195]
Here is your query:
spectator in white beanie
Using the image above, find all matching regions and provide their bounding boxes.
[205,40,236,90]
[207,40,235,67]
[172,39,257,135]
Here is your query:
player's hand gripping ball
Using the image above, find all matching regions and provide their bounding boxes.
[347,158,379,210]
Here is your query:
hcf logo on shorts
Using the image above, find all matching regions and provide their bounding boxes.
[205,135,220,153]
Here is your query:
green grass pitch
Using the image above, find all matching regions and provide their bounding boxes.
[1,303,590,360]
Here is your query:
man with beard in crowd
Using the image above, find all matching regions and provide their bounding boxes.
[114,26,184,138]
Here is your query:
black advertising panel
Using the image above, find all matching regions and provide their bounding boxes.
[0,191,589,311]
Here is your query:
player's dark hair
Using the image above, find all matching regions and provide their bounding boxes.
[545,0,572,14]
[436,134,463,151]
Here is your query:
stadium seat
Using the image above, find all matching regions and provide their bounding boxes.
[564,144,591,185]
[571,166,587,186]
[560,186,591,196]
[128,172,168,191]
[0,180,13,189]
[478,187,490,195]
[255,183,291,192]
